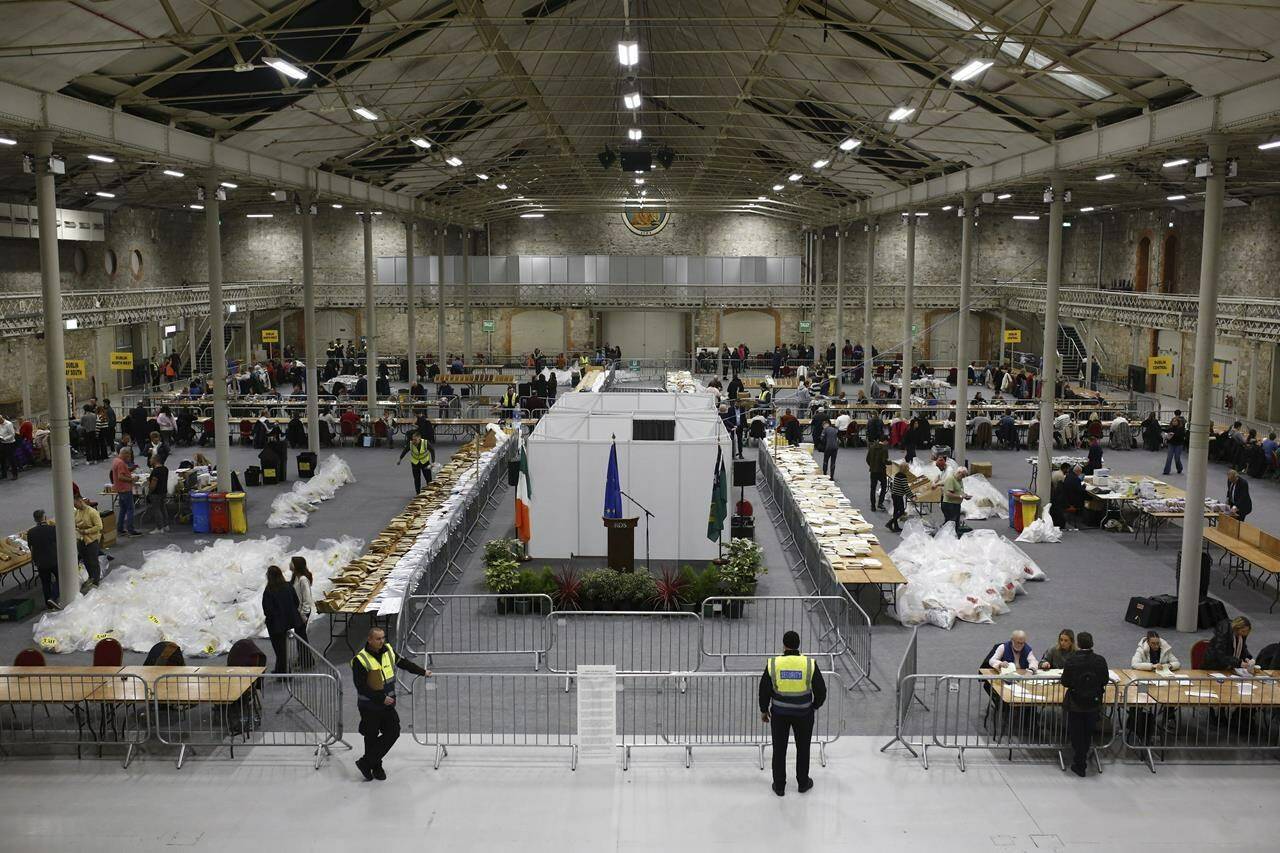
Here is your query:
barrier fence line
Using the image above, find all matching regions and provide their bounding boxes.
[546,611,702,681]
[1121,675,1280,773]
[398,594,553,670]
[757,446,879,691]
[408,670,847,771]
[879,627,926,757]
[700,596,852,673]
[0,672,150,768]
[150,672,343,769]
[407,672,579,769]
[285,629,351,753]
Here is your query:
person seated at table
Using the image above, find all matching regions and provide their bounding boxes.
[437,381,456,418]
[986,630,1038,671]
[996,412,1018,449]
[1226,468,1252,522]
[1203,616,1255,671]
[1039,629,1077,670]
[779,409,802,446]
[1061,465,1086,530]
[972,392,986,405]
[1130,630,1181,671]
[286,411,306,448]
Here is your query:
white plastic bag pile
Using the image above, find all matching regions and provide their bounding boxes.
[891,519,1047,630]
[31,535,362,655]
[907,458,1007,520]
[266,455,356,528]
[1016,504,1063,543]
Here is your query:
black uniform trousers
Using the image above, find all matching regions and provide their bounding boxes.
[821,449,837,478]
[869,471,887,507]
[359,704,402,766]
[1066,709,1098,773]
[410,463,432,493]
[770,711,814,788]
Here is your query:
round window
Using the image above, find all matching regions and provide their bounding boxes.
[72,247,87,276]
[103,248,117,277]
[129,249,143,278]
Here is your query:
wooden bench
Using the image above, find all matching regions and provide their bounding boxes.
[1203,515,1280,610]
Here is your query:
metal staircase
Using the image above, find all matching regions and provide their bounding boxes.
[1056,324,1086,381]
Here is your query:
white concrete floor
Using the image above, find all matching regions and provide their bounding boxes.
[4,737,1278,852]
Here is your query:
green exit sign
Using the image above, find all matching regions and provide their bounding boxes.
[798,320,812,333]
[912,324,919,334]
[482,319,496,333]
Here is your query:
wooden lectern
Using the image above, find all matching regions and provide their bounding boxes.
[603,516,638,572]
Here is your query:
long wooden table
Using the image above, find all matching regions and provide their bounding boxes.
[1203,515,1280,610]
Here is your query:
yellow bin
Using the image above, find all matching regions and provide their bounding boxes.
[227,492,248,534]
[1018,494,1041,529]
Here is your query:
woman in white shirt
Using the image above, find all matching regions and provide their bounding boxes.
[289,556,315,644]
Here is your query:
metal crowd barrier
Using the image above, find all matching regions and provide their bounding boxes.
[546,611,702,680]
[407,672,578,769]
[0,672,150,768]
[879,627,927,758]
[912,674,1119,772]
[756,447,878,690]
[151,671,344,769]
[1121,675,1280,772]
[617,671,848,770]
[700,596,854,673]
[283,629,352,759]
[398,593,553,670]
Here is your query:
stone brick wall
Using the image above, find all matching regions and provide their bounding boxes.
[488,211,804,256]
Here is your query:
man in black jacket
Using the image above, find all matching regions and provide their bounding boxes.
[759,631,827,796]
[1226,469,1252,522]
[351,627,430,781]
[26,510,61,610]
[1061,631,1108,777]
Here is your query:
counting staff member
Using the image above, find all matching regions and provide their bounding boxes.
[396,430,434,493]
[500,384,521,419]
[351,627,430,781]
[759,630,826,796]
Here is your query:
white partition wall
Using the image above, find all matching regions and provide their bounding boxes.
[602,311,686,359]
[526,393,731,561]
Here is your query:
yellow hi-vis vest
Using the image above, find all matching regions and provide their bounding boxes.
[408,440,432,465]
[760,389,772,404]
[355,644,397,692]
[502,392,519,408]
[767,654,814,713]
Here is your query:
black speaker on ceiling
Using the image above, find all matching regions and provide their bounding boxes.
[656,147,675,169]
[597,147,617,170]
[733,459,756,486]
[619,150,652,172]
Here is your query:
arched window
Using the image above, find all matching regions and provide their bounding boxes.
[1135,236,1151,292]
[1161,233,1177,293]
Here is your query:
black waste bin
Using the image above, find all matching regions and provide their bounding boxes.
[297,451,317,480]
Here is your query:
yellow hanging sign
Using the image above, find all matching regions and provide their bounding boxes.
[64,359,86,379]
[1003,329,1022,344]
[261,329,279,343]
[109,351,134,370]
[1212,362,1224,384]
[1147,356,1173,376]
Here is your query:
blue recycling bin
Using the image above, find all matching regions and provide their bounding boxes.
[1007,489,1027,530]
[191,491,211,534]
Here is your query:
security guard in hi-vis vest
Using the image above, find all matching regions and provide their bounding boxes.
[351,627,430,781]
[759,630,827,796]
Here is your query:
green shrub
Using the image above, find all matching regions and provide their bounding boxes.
[579,569,622,608]
[484,557,520,594]
[615,571,658,609]
[484,538,518,564]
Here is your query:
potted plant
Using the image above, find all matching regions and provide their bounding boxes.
[616,571,658,611]
[552,568,583,611]
[484,555,520,613]
[719,539,765,618]
[696,565,722,617]
[651,567,691,612]
[579,569,621,610]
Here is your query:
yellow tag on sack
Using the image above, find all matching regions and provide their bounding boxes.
[148,615,160,624]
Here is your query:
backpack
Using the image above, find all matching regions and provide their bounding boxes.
[1069,661,1106,704]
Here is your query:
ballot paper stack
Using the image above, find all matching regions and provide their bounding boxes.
[664,371,708,394]
[318,428,513,616]
[769,443,883,574]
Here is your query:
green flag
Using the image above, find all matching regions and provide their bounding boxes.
[707,447,727,542]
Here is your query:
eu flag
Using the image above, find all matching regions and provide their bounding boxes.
[603,441,623,519]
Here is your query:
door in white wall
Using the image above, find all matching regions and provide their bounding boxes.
[511,309,566,356]
[720,310,776,353]
[316,310,356,346]
[603,311,685,359]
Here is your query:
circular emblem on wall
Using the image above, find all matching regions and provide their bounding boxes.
[622,195,670,236]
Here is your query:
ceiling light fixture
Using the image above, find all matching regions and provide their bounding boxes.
[1079,206,1095,212]
[617,41,639,67]
[1162,158,1189,168]
[772,184,784,191]
[628,128,642,141]
[246,213,273,218]
[1167,194,1186,201]
[352,106,379,121]
[263,57,307,80]
[1095,173,1116,181]
[515,195,525,200]
[331,203,343,209]
[188,204,203,210]
[496,183,508,190]
[1012,214,1040,220]
[838,138,862,152]
[788,173,802,182]
[220,182,237,189]
[635,178,644,185]
[623,92,642,110]
[94,191,115,198]
[941,205,953,211]
[950,58,993,82]
[0,137,16,146]
[996,193,1011,200]
[812,158,830,169]
[1258,139,1280,151]
[445,156,463,167]
[162,169,184,178]
[914,211,929,216]
[410,137,431,149]
[757,195,767,201]
[888,105,916,121]
[87,154,115,163]
[520,212,544,219]
[476,173,489,180]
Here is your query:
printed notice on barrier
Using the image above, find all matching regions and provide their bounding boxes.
[576,664,617,765]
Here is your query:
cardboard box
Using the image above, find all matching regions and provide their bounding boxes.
[971,462,992,478]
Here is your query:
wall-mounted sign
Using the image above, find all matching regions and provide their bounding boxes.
[1212,362,1224,384]
[622,193,670,236]
[65,359,87,379]
[1147,356,1173,376]
[482,319,497,333]
[1004,329,1022,344]
[109,352,133,370]
[798,320,813,334]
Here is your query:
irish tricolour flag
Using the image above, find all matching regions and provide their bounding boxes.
[515,437,533,543]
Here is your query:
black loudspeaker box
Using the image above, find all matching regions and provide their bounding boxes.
[733,459,756,486]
